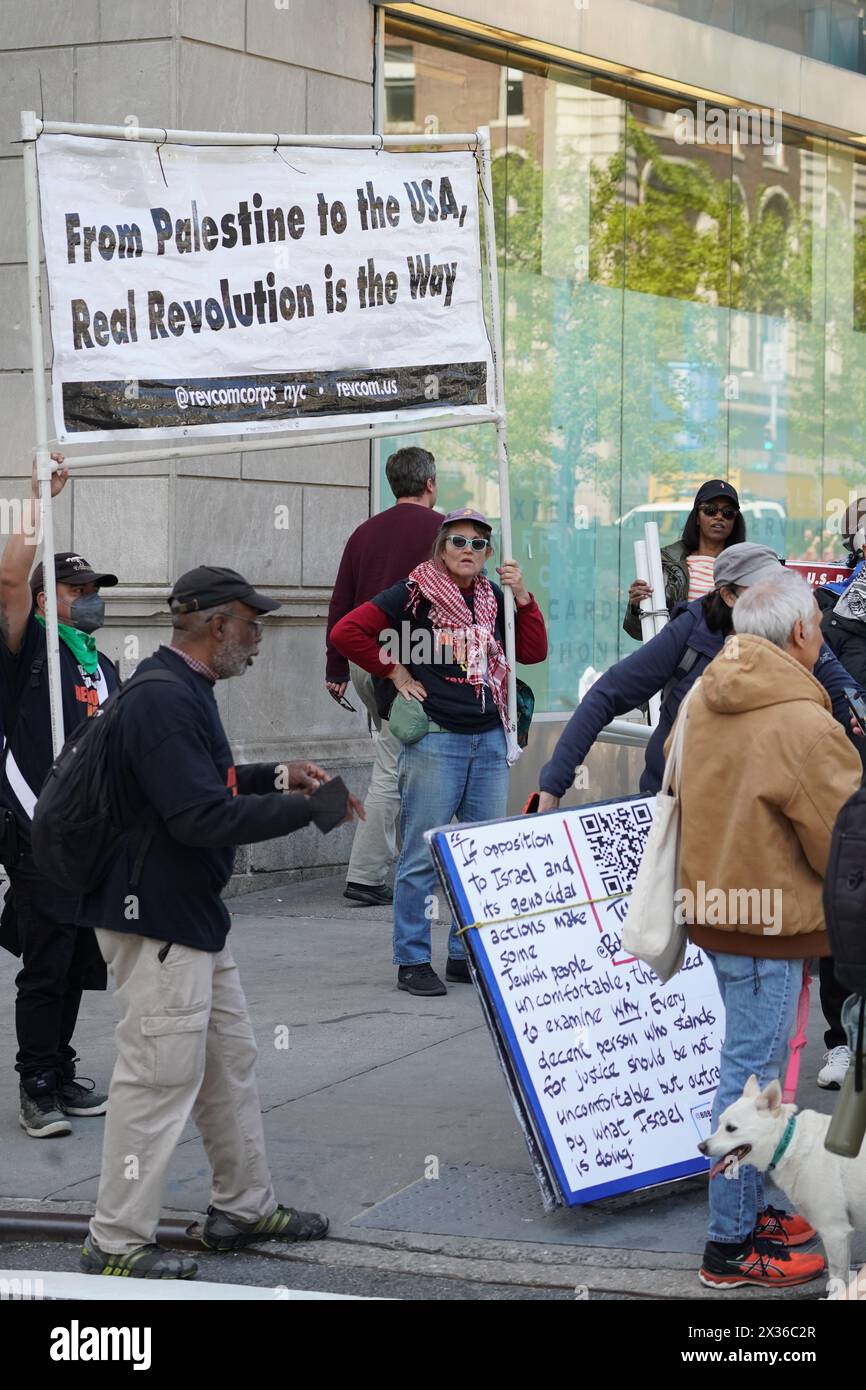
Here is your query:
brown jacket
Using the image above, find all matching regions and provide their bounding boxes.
[667,633,861,958]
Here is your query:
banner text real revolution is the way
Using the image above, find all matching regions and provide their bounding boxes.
[64,182,465,348]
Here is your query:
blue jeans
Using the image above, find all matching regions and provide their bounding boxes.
[393,726,509,966]
[706,951,802,1244]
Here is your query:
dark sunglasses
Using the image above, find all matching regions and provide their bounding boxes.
[700,504,738,521]
[333,693,356,712]
[447,535,488,552]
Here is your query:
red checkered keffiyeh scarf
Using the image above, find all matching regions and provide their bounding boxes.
[406,560,520,763]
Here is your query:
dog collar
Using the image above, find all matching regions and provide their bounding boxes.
[768,1115,797,1171]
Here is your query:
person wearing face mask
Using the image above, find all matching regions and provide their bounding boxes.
[0,454,119,1139]
[75,565,364,1279]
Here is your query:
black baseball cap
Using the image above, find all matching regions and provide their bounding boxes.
[30,551,119,596]
[694,479,740,509]
[169,565,281,615]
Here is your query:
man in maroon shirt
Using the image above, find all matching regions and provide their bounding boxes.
[326,448,442,906]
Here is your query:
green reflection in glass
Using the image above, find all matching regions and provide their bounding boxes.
[380,19,866,714]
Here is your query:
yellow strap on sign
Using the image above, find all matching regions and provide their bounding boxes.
[454,889,630,937]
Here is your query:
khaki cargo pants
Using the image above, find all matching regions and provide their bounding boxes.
[90,930,276,1255]
[345,662,401,886]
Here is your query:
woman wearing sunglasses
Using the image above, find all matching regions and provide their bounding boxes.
[330,507,548,996]
[623,480,746,640]
[541,542,863,810]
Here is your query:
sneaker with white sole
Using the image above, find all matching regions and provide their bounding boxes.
[19,1088,71,1138]
[58,1074,108,1117]
[817,1045,851,1090]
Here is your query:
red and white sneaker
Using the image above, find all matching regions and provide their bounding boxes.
[754,1205,817,1247]
[699,1238,825,1289]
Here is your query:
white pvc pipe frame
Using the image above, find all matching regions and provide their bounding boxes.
[20,112,518,756]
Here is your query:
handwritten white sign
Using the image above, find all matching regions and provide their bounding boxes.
[429,798,724,1206]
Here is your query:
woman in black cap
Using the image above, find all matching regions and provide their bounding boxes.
[623,480,746,640]
[331,508,548,997]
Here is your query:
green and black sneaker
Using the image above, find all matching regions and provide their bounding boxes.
[201,1203,329,1252]
[81,1235,198,1280]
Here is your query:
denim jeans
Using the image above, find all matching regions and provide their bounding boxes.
[393,726,509,966]
[705,951,803,1244]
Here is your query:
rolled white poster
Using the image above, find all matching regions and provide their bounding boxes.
[634,538,661,728]
[643,521,669,638]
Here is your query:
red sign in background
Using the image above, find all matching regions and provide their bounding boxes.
[785,561,852,589]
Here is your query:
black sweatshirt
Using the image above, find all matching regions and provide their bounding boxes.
[78,646,316,951]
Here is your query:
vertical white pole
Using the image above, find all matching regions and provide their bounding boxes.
[22,111,64,757]
[634,540,661,728]
[373,6,386,135]
[477,126,518,745]
[644,522,669,637]
[371,6,386,519]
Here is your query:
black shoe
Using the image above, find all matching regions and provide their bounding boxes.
[344,881,393,906]
[19,1088,71,1138]
[445,956,472,983]
[58,1073,108,1117]
[201,1203,329,1252]
[397,963,447,996]
[81,1235,198,1280]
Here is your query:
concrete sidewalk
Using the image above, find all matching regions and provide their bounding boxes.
[0,875,859,1300]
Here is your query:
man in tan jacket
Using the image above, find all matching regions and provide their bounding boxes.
[672,569,860,1291]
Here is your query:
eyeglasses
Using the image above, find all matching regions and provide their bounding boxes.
[447,535,488,552]
[700,504,738,521]
[333,694,356,712]
[208,613,264,639]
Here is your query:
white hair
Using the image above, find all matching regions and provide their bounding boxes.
[732,571,816,648]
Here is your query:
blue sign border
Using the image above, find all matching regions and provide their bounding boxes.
[431,811,712,1207]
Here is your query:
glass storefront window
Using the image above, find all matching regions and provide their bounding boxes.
[631,1,866,75]
[378,17,866,716]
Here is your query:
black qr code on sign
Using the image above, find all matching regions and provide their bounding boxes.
[577,802,653,897]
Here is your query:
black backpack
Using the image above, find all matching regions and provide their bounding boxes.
[31,669,181,896]
[823,785,866,996]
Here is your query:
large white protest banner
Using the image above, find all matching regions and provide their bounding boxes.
[429,799,724,1208]
[36,136,493,442]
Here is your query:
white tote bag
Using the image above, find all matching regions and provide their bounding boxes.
[620,678,702,984]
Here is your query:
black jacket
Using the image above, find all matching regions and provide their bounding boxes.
[78,647,319,952]
[542,598,865,798]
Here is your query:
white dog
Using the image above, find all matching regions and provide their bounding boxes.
[700,1074,866,1290]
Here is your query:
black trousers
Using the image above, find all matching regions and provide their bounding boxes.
[819,955,851,1050]
[9,850,106,1090]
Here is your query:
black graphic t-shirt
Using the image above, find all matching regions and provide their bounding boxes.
[0,611,118,834]
[371,580,505,734]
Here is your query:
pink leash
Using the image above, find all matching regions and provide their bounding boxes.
[782,962,811,1103]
